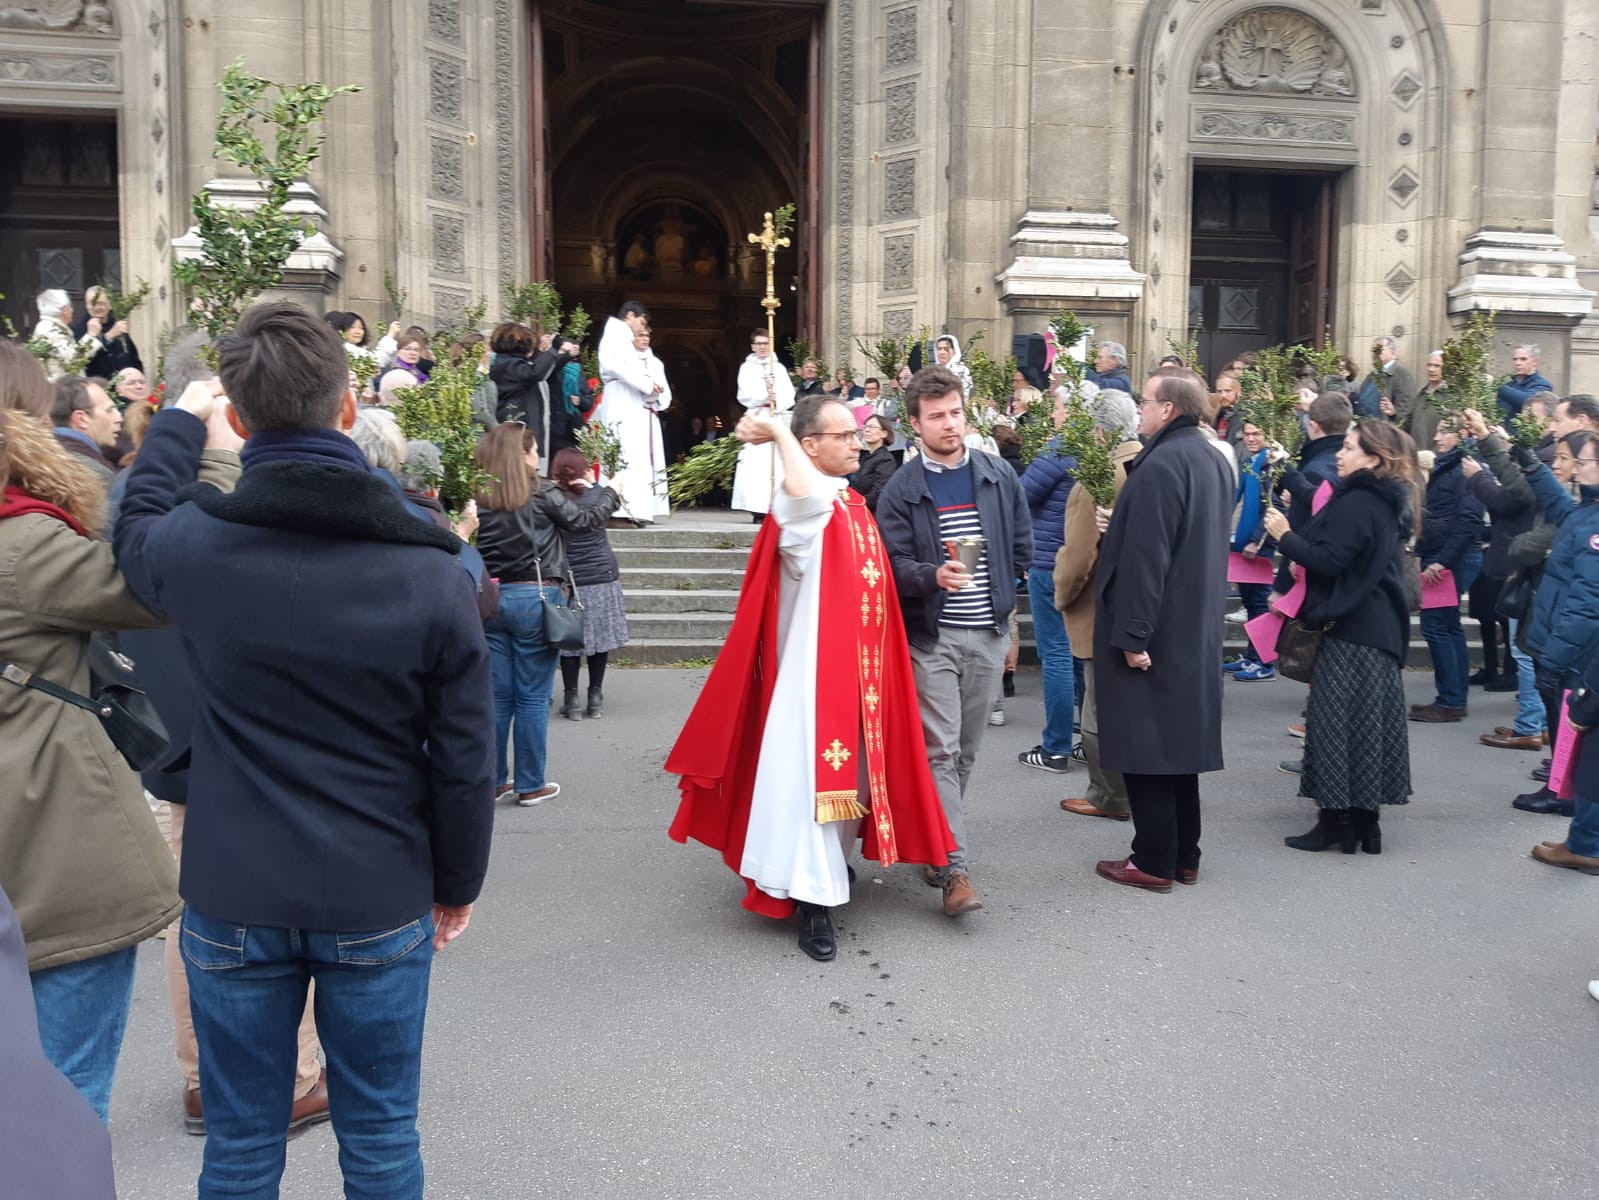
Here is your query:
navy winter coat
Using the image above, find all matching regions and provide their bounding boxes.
[1415,448,1485,573]
[1497,371,1554,418]
[875,449,1033,652]
[113,411,496,932]
[1273,432,1342,592]
[1522,464,1599,684]
[1018,442,1076,572]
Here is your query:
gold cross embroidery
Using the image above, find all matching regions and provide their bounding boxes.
[822,739,852,771]
[863,685,880,713]
[860,558,882,588]
[860,593,871,625]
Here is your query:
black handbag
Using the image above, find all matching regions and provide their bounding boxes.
[3,638,171,770]
[533,560,585,653]
[1496,563,1542,621]
[1275,618,1330,685]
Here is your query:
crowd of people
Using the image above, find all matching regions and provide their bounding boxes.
[5,282,1599,1196]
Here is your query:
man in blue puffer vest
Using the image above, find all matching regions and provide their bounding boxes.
[1017,427,1078,773]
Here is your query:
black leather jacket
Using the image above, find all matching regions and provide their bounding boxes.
[477,480,619,583]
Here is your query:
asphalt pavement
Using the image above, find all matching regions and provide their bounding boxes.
[110,666,1599,1199]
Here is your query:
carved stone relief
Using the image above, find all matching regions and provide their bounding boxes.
[432,211,466,275]
[495,0,518,270]
[433,288,470,325]
[1193,7,1355,99]
[430,136,464,201]
[884,158,915,220]
[427,0,461,45]
[0,1,113,34]
[883,234,913,293]
[835,0,855,340]
[885,81,915,145]
[881,308,913,336]
[429,54,463,124]
[0,50,115,86]
[885,7,916,70]
[1192,109,1354,147]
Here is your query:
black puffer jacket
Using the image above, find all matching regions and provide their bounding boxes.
[478,480,619,583]
[854,445,900,511]
[491,351,558,430]
[1416,447,1485,572]
[554,484,620,585]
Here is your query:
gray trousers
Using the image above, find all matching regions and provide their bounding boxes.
[909,625,1008,875]
[1079,659,1129,815]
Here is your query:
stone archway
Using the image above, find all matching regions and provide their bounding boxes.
[1135,0,1446,369]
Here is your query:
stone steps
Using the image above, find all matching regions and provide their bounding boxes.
[610,509,1450,669]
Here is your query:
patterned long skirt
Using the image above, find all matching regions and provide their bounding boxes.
[1299,636,1412,810]
[559,578,629,659]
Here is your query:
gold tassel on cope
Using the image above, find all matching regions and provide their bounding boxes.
[815,790,869,824]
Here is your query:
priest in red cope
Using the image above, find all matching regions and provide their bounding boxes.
[667,395,955,961]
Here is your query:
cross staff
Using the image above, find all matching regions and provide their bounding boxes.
[748,210,790,497]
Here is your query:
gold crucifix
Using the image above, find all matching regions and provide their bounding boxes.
[748,209,792,502]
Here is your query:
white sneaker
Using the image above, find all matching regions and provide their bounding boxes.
[988,706,1006,727]
[1224,609,1247,623]
[1588,980,1599,1003]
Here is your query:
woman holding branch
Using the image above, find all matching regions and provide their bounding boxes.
[1261,421,1418,853]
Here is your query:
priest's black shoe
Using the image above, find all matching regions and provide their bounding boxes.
[1514,789,1574,817]
[796,903,836,962]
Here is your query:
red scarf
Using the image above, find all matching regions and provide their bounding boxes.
[667,488,954,918]
[0,485,91,538]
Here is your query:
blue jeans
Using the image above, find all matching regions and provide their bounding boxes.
[1027,567,1075,756]
[1506,617,1545,736]
[1567,790,1599,858]
[486,583,563,792]
[1419,556,1480,708]
[30,945,138,1122]
[182,906,434,1200]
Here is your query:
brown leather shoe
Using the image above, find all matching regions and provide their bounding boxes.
[1095,857,1173,893]
[1060,796,1131,821]
[1531,843,1599,875]
[1480,730,1544,750]
[494,783,514,799]
[1287,722,1306,738]
[1175,868,1199,885]
[921,865,942,888]
[183,1087,205,1136]
[940,871,983,916]
[1408,703,1467,723]
[288,1070,332,1138]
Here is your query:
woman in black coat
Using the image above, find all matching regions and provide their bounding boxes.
[489,322,558,461]
[1263,420,1419,853]
[854,415,899,510]
[1411,421,1485,720]
[1092,372,1233,892]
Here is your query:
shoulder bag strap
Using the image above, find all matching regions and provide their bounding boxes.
[1,663,110,717]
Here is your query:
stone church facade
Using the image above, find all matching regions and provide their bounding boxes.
[2,0,1596,403]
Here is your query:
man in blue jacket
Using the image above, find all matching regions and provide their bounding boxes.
[1017,430,1078,772]
[113,303,494,1200]
[877,367,1033,917]
[1497,344,1554,418]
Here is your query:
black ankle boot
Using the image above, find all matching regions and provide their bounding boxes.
[1350,808,1382,855]
[585,686,603,719]
[1284,807,1357,853]
[559,689,582,720]
[796,903,836,961]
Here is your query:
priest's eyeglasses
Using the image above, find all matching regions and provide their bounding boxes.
[811,429,867,444]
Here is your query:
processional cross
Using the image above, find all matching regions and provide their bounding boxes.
[747,210,792,495]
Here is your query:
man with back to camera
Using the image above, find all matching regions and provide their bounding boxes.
[112,302,494,1199]
[875,365,1033,917]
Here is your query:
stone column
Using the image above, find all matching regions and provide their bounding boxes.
[993,0,1143,346]
[1447,0,1593,381]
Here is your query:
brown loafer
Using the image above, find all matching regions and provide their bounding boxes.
[288,1070,332,1138]
[1480,731,1544,751]
[1408,703,1467,723]
[1060,796,1130,821]
[940,870,983,916]
[1095,857,1173,893]
[1531,843,1599,875]
[183,1087,205,1136]
[1175,868,1199,885]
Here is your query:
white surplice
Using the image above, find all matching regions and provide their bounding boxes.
[738,466,861,907]
[730,352,797,514]
[597,316,672,521]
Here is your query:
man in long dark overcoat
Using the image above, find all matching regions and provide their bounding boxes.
[1092,367,1233,891]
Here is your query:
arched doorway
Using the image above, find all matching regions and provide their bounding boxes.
[532,0,819,453]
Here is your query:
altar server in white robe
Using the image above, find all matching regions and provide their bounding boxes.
[730,327,796,516]
[597,309,672,521]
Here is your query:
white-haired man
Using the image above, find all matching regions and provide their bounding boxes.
[1497,344,1553,419]
[1088,341,1132,395]
[30,289,101,381]
[1052,387,1142,821]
